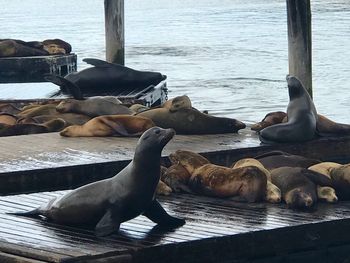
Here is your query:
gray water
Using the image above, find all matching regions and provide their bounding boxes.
[1,0,349,123]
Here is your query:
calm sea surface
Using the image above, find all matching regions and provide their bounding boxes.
[1,0,349,123]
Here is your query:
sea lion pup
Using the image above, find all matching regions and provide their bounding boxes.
[129,104,150,114]
[137,107,246,134]
[251,111,287,132]
[169,150,210,175]
[271,167,333,209]
[60,115,155,137]
[0,113,17,125]
[232,158,281,203]
[259,75,318,143]
[9,127,185,236]
[317,186,338,203]
[56,97,132,117]
[254,151,320,171]
[189,164,267,202]
[161,164,193,193]
[45,58,166,98]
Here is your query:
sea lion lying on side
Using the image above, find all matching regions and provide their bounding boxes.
[0,113,17,125]
[251,111,287,132]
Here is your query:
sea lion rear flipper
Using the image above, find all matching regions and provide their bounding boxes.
[95,209,121,237]
[143,200,185,228]
[7,208,41,218]
[83,58,119,67]
[44,74,84,100]
[99,118,130,136]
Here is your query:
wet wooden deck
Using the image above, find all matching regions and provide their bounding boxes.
[1,191,350,263]
[1,129,350,195]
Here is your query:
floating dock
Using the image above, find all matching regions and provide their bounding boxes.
[0,129,349,195]
[1,191,350,262]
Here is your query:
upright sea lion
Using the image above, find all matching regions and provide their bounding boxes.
[189,164,267,202]
[137,107,246,134]
[254,151,320,171]
[9,127,185,236]
[271,167,333,209]
[232,158,281,203]
[56,97,132,117]
[251,111,287,132]
[259,75,318,143]
[45,58,166,98]
[60,115,155,137]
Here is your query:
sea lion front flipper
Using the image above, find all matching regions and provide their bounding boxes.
[95,209,121,237]
[44,74,84,100]
[99,118,130,136]
[143,200,185,227]
[83,58,119,67]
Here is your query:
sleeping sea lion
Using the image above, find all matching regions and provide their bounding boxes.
[308,162,341,179]
[271,167,333,209]
[0,39,48,57]
[17,113,91,126]
[137,107,246,134]
[18,104,58,118]
[251,111,287,132]
[129,104,150,114]
[161,95,192,112]
[45,58,166,98]
[169,150,210,175]
[255,151,320,171]
[0,113,17,125]
[60,115,155,137]
[317,186,338,203]
[316,114,350,136]
[328,164,350,200]
[232,158,281,203]
[56,97,132,117]
[189,164,267,202]
[0,103,21,115]
[9,127,185,236]
[259,75,317,143]
[156,180,172,196]
[161,164,193,193]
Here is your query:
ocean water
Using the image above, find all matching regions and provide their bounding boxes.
[1,0,349,123]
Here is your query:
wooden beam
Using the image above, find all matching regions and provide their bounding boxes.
[104,0,125,65]
[286,0,312,97]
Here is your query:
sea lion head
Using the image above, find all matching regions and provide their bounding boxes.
[228,118,246,132]
[56,99,78,113]
[286,187,314,209]
[169,95,192,112]
[286,75,306,99]
[317,186,338,203]
[137,127,175,152]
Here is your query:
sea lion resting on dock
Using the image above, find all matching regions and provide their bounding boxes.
[251,111,287,132]
[60,115,155,137]
[0,113,17,125]
[9,127,185,236]
[271,167,333,209]
[17,113,91,127]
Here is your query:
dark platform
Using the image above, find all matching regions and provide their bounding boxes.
[1,191,350,263]
[0,129,350,195]
[0,54,77,83]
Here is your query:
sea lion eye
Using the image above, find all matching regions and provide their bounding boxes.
[155,129,161,134]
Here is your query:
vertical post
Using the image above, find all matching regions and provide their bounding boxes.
[104,0,125,65]
[286,0,312,97]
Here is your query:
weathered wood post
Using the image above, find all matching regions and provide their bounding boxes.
[286,0,312,97]
[104,0,125,65]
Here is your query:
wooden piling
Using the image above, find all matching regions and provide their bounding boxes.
[104,0,125,65]
[286,0,312,97]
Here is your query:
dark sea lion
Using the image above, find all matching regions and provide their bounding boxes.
[271,167,333,209]
[161,163,193,193]
[0,39,48,57]
[189,164,267,202]
[137,107,246,134]
[0,103,21,115]
[0,113,17,125]
[45,58,166,98]
[251,111,287,132]
[9,127,185,236]
[56,97,132,117]
[254,151,320,171]
[232,158,281,203]
[169,150,210,175]
[259,75,317,143]
[60,115,155,137]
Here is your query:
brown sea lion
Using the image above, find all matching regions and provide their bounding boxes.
[0,39,48,57]
[161,95,192,112]
[17,113,91,126]
[308,162,341,179]
[56,97,132,117]
[129,104,150,114]
[0,103,21,115]
[317,186,338,203]
[161,163,193,193]
[254,151,320,171]
[251,111,287,132]
[60,115,155,137]
[329,164,350,200]
[0,113,17,125]
[189,164,267,202]
[156,180,172,196]
[316,114,350,136]
[232,158,281,203]
[18,104,58,118]
[271,167,333,209]
[169,150,210,175]
[137,107,246,134]
[259,76,318,143]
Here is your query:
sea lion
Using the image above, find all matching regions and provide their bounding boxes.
[189,164,267,202]
[0,113,17,125]
[9,127,185,236]
[254,151,320,171]
[259,75,318,143]
[17,113,91,126]
[308,162,341,179]
[232,158,281,203]
[129,104,150,114]
[18,104,58,118]
[137,107,246,134]
[42,39,72,55]
[317,186,338,203]
[45,58,166,98]
[169,150,210,175]
[56,97,132,117]
[161,95,192,112]
[0,103,21,115]
[271,167,333,209]
[251,111,287,132]
[0,39,48,57]
[60,115,155,137]
[156,180,172,196]
[329,164,350,200]
[316,114,350,136]
[161,163,193,193]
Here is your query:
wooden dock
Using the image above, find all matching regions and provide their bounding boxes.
[0,129,350,195]
[1,191,350,262]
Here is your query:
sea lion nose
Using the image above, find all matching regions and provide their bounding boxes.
[235,120,246,129]
[304,197,313,207]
